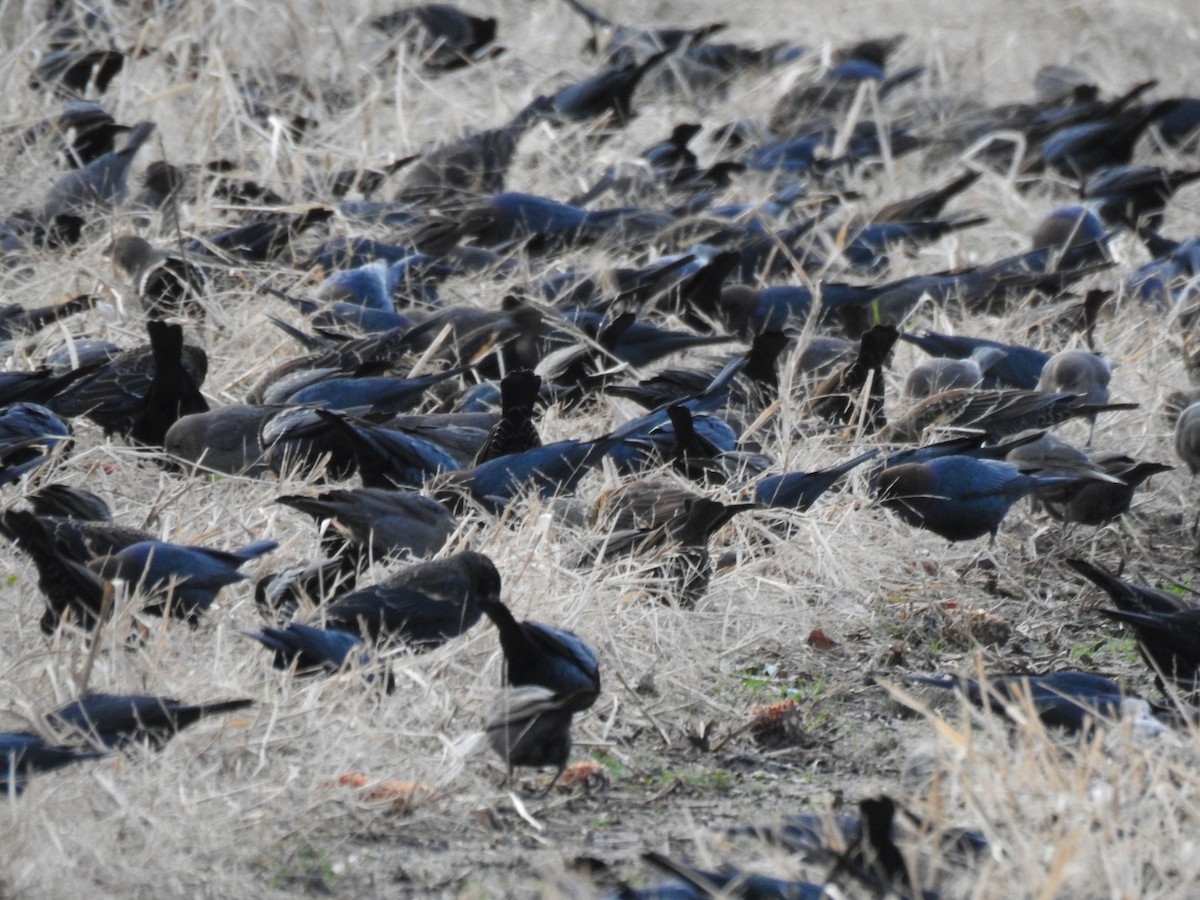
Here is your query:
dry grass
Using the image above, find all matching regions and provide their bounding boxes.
[1,0,1199,896]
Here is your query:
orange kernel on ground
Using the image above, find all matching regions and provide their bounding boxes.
[747,699,808,749]
[807,627,836,649]
[556,760,606,789]
[748,699,800,728]
[330,774,435,811]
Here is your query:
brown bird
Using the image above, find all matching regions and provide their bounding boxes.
[879,388,1136,443]
[395,96,548,205]
[164,405,279,476]
[108,234,208,318]
[1175,401,1200,475]
[39,120,155,225]
[585,494,755,607]
[873,170,982,223]
[1042,454,1171,526]
[904,347,1007,399]
[1037,349,1112,404]
[590,479,704,532]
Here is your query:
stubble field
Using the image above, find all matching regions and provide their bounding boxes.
[1,0,1200,896]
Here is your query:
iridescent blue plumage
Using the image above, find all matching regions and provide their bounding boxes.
[877,455,1074,541]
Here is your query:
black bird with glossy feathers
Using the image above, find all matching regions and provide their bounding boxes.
[548,47,671,125]
[0,508,112,633]
[876,455,1076,541]
[753,450,879,511]
[276,488,457,569]
[1098,607,1200,691]
[479,596,600,711]
[370,3,499,71]
[1067,557,1189,615]
[0,732,106,795]
[560,0,725,67]
[0,402,71,486]
[1082,165,1200,228]
[47,694,253,750]
[909,670,1137,733]
[27,483,113,521]
[322,550,497,647]
[129,321,211,451]
[90,537,278,622]
[49,326,208,439]
[0,294,96,341]
[241,622,394,691]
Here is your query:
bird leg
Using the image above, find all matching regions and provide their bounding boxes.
[535,763,568,799]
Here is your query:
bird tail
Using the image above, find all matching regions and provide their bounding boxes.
[905,674,961,690]
[1124,462,1173,485]
[855,324,901,371]
[754,449,879,510]
[18,293,98,334]
[741,330,790,385]
[146,319,183,368]
[694,353,747,405]
[499,369,542,414]
[230,539,280,561]
[668,498,757,546]
[686,21,727,47]
[823,448,881,480]
[1135,225,1180,258]
[1169,169,1200,191]
[558,0,612,28]
[275,494,335,520]
[118,121,157,157]
[1097,607,1169,631]
[633,46,673,78]
[1071,401,1139,417]
[880,64,926,97]
[640,852,724,893]
[899,329,961,358]
[926,169,983,212]
[940,214,990,233]
[262,285,320,316]
[1103,79,1158,116]
[186,698,254,718]
[672,250,738,324]
[240,627,290,654]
